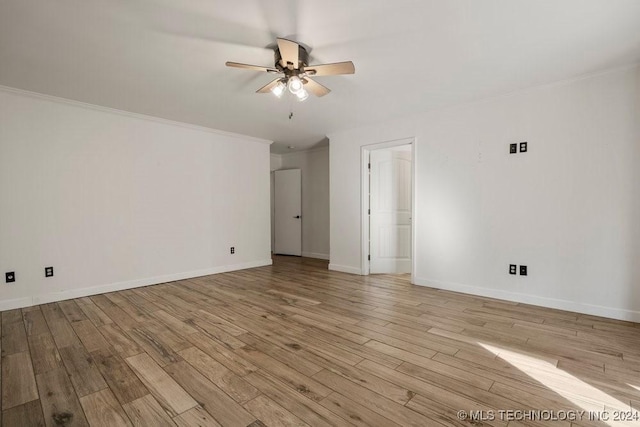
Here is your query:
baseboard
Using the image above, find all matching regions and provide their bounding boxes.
[413,276,640,323]
[0,259,273,311]
[302,252,330,260]
[328,263,362,275]
[0,297,34,313]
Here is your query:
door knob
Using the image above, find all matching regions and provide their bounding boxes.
[294,215,300,219]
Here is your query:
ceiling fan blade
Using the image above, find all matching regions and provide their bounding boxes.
[277,38,299,69]
[226,62,279,73]
[256,78,283,94]
[305,61,355,76]
[303,77,331,97]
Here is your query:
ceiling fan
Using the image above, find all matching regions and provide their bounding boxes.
[226,38,355,101]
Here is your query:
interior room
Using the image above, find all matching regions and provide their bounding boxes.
[1,1,639,426]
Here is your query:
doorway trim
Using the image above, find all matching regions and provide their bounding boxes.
[361,137,416,281]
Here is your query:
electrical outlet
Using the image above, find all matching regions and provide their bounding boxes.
[520,265,528,276]
[6,272,15,283]
[45,267,54,277]
[509,264,517,275]
[230,247,235,254]
[519,142,528,153]
[510,143,517,154]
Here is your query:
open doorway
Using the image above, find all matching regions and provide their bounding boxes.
[361,138,415,277]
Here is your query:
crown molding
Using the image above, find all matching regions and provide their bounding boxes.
[0,85,273,145]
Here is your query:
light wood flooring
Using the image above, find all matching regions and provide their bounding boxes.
[2,256,640,426]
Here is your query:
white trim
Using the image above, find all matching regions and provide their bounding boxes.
[0,259,272,311]
[302,252,330,260]
[279,145,329,158]
[413,276,640,323]
[0,85,273,145]
[410,140,417,282]
[0,297,33,313]
[361,148,370,275]
[328,264,362,275]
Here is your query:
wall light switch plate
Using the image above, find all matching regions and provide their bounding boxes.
[519,142,528,153]
[510,143,517,154]
[6,272,15,283]
[520,265,528,276]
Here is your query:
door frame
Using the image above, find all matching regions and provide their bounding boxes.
[361,137,416,280]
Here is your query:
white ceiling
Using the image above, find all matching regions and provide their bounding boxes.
[1,0,639,154]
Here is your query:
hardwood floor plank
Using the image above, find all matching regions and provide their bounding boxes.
[75,297,113,327]
[92,348,149,405]
[125,353,197,416]
[304,353,415,405]
[58,344,108,397]
[363,339,436,364]
[2,399,45,427]
[27,333,64,375]
[237,333,324,378]
[244,370,352,427]
[405,394,501,427]
[184,317,246,350]
[243,395,309,427]
[40,303,81,349]
[178,346,260,404]
[151,310,198,337]
[185,332,258,377]
[90,295,137,331]
[36,367,89,427]
[142,319,192,353]
[126,326,182,367]
[58,300,89,323]
[172,406,221,427]
[22,308,50,337]
[190,309,247,337]
[72,320,110,352]
[163,361,256,427]
[234,346,332,402]
[319,392,400,427]
[311,369,444,427]
[356,359,508,427]
[104,293,153,323]
[2,309,29,355]
[79,389,131,427]
[97,324,142,358]
[122,395,176,427]
[2,351,38,409]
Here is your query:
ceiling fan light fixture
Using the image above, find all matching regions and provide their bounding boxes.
[271,80,286,98]
[288,76,303,94]
[295,88,309,101]
[226,38,355,100]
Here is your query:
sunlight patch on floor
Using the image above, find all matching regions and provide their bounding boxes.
[479,342,639,426]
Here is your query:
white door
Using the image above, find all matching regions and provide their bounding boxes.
[369,148,412,273]
[274,169,302,256]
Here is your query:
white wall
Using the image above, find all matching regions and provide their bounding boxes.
[329,65,640,321]
[271,147,330,259]
[0,87,272,310]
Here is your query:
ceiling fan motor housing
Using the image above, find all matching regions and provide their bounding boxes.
[274,45,309,75]
[225,38,353,97]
